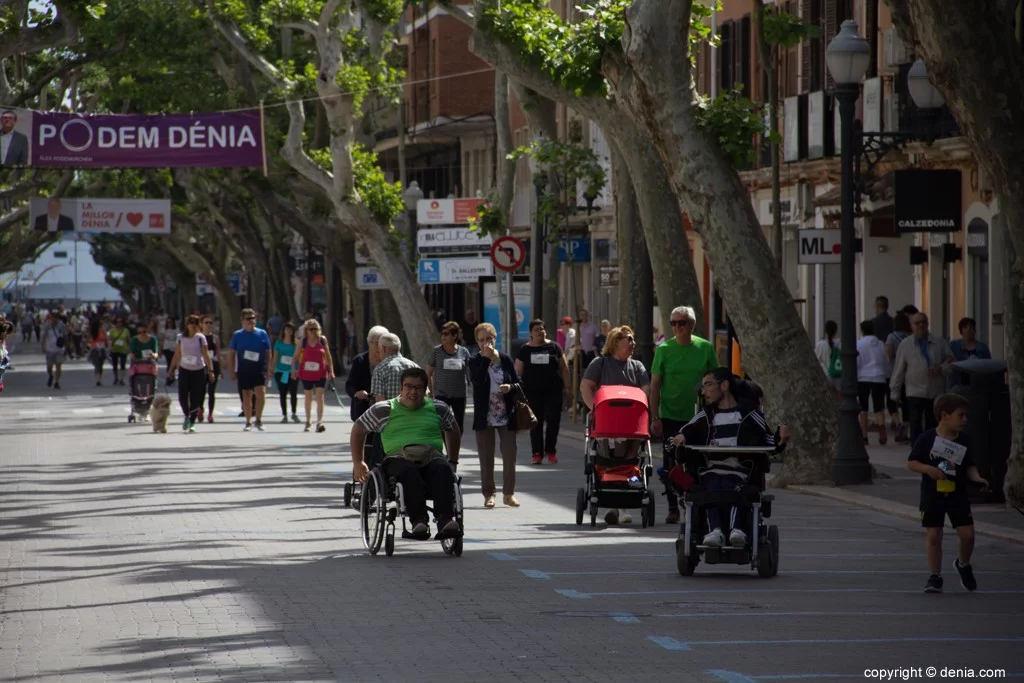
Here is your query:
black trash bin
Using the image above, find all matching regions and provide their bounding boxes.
[951,359,1010,504]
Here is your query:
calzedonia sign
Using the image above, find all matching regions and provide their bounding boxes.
[894,169,962,233]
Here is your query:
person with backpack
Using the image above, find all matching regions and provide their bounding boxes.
[815,320,842,393]
[294,318,334,433]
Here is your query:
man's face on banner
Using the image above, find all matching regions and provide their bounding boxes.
[0,111,16,134]
[47,197,61,218]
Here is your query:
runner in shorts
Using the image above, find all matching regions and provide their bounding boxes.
[227,308,272,432]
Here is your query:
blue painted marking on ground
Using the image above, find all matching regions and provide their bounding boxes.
[611,612,639,624]
[707,671,758,683]
[680,636,1024,649]
[555,589,590,600]
[489,552,517,561]
[520,569,550,580]
[574,588,1024,598]
[647,636,690,651]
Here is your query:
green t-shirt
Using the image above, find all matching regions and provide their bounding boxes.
[109,327,131,353]
[129,335,159,360]
[651,335,719,422]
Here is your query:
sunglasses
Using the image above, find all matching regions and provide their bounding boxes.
[243,316,255,321]
[402,384,426,392]
[670,319,693,327]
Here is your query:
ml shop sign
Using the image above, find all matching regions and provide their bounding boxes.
[894,169,962,233]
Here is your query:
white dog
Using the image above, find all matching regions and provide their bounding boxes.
[150,395,172,433]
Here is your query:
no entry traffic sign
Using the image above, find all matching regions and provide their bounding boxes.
[490,236,526,272]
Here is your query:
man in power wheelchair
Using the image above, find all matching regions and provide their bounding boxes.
[669,367,788,577]
[350,367,464,556]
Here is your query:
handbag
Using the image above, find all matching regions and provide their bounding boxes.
[512,385,538,432]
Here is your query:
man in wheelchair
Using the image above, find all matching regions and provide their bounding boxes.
[350,367,462,540]
[670,367,786,548]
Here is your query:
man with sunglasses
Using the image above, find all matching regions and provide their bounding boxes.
[226,308,273,431]
[350,367,462,540]
[650,305,720,524]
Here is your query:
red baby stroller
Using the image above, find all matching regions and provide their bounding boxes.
[575,385,656,527]
[127,356,158,423]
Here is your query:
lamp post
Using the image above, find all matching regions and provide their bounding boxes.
[404,181,424,268]
[528,136,547,322]
[826,21,944,485]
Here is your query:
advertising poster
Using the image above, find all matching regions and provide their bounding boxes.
[29,197,172,234]
[1,106,264,168]
[481,276,530,351]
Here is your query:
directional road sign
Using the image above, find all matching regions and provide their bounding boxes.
[490,236,526,272]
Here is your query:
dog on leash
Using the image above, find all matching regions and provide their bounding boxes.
[150,395,172,433]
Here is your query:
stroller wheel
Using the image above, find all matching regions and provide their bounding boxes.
[575,488,585,526]
[128,414,135,423]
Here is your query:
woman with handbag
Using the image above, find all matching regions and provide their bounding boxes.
[468,322,526,509]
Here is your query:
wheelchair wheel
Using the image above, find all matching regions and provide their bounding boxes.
[343,483,353,508]
[442,534,463,557]
[360,470,386,555]
[385,527,395,557]
[676,539,699,576]
[768,524,779,576]
[575,488,586,526]
[757,525,778,578]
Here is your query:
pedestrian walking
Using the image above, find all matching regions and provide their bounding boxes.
[886,312,912,442]
[370,332,419,402]
[88,318,108,386]
[427,321,471,434]
[108,318,131,386]
[271,323,300,424]
[649,305,719,524]
[468,322,522,508]
[40,311,66,390]
[199,317,222,423]
[160,317,178,386]
[346,325,388,421]
[167,315,215,432]
[856,320,890,445]
[227,308,273,432]
[0,317,12,393]
[815,320,842,393]
[890,313,954,446]
[515,319,572,465]
[296,319,334,432]
[907,393,988,593]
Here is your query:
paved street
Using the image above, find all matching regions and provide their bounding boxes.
[2,352,1024,682]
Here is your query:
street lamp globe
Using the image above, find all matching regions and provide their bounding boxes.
[404,180,424,211]
[907,59,944,110]
[825,20,871,86]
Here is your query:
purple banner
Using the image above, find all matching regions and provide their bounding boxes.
[15,109,264,169]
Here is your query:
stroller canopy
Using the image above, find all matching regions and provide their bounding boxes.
[591,385,650,439]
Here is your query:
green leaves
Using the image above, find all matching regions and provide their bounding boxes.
[762,5,820,48]
[694,85,764,169]
[349,144,404,226]
[511,136,606,226]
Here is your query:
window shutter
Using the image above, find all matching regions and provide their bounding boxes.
[823,0,838,89]
[740,15,752,98]
[866,0,879,78]
[720,22,734,92]
[800,0,812,92]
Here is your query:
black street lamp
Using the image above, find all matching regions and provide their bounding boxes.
[826,20,945,485]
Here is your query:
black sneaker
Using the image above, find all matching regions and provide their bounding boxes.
[53,382,60,390]
[47,374,53,387]
[436,518,462,539]
[410,522,430,540]
[955,559,977,591]
[924,574,943,593]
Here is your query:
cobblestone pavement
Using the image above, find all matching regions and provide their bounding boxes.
[2,353,1024,682]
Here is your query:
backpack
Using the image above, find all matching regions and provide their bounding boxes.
[827,344,842,378]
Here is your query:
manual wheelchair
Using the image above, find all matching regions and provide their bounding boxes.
[359,455,465,557]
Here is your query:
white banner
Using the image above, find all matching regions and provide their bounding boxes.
[29,196,171,234]
[416,227,493,254]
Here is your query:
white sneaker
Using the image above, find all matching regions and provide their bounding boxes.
[702,528,725,547]
[618,510,633,524]
[728,528,747,547]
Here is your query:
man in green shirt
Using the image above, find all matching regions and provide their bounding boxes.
[650,305,720,523]
[350,367,462,540]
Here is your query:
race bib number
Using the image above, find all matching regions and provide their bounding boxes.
[930,436,967,466]
[243,350,260,362]
[304,361,321,372]
[183,355,199,366]
[443,358,464,371]
[280,355,293,365]
[531,353,550,365]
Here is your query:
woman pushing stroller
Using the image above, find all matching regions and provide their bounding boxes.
[670,367,788,547]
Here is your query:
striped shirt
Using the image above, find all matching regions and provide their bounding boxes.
[428,344,470,398]
[370,353,420,400]
[700,408,774,482]
[357,399,456,433]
